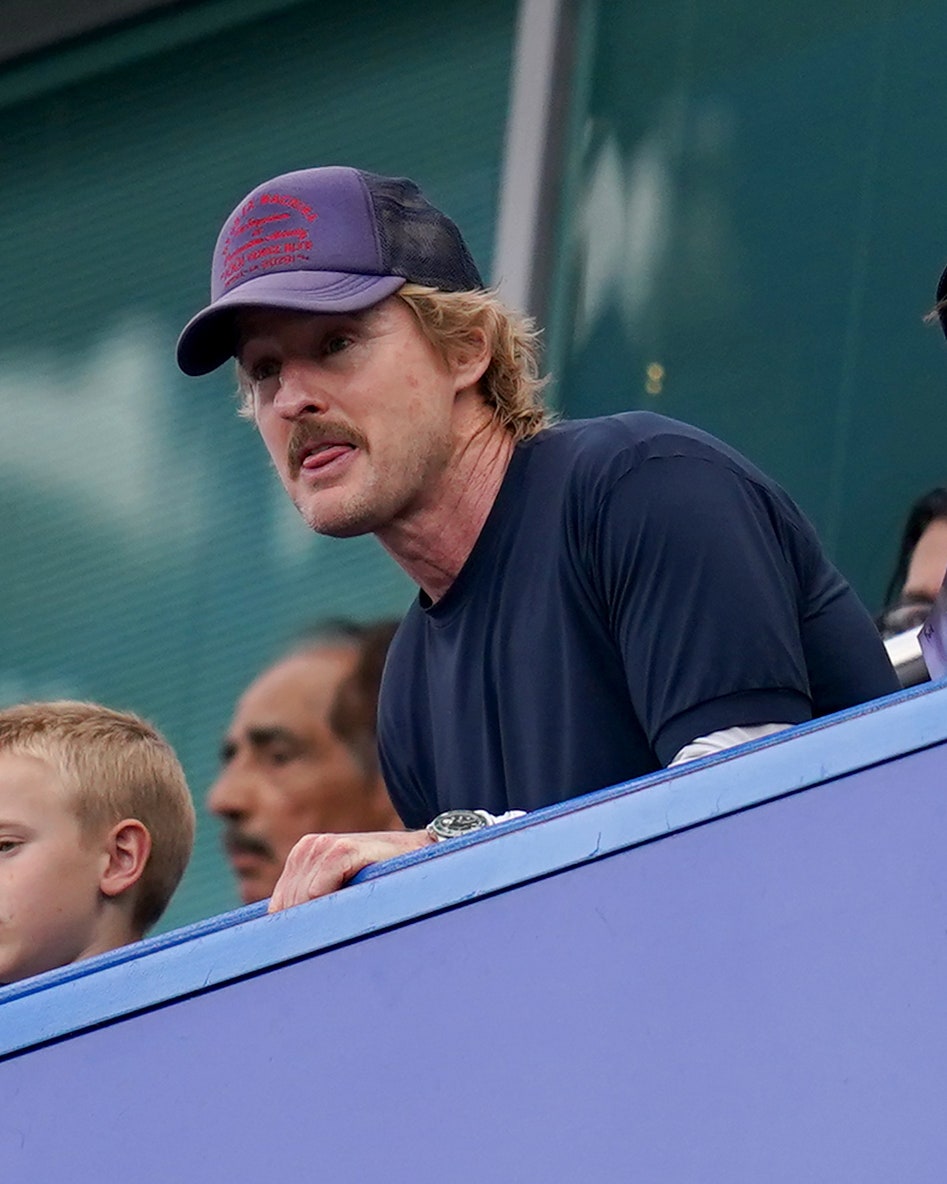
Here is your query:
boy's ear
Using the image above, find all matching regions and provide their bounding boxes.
[450,325,490,392]
[99,819,152,900]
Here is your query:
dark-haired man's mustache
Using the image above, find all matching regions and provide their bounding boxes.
[223,829,275,862]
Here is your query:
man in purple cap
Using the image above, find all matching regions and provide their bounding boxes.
[178,166,898,909]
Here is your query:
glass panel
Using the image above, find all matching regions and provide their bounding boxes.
[550,0,947,610]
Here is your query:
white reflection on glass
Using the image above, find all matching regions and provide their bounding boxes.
[0,315,205,546]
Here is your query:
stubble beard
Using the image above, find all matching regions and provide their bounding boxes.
[292,422,455,540]
[294,484,387,539]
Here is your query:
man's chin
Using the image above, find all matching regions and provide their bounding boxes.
[290,476,398,539]
[237,876,276,906]
[295,501,383,539]
[231,863,278,905]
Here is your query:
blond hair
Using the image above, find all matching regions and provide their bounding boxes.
[397,285,551,441]
[235,285,552,441]
[0,701,195,933]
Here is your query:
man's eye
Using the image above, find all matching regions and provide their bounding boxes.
[0,839,20,854]
[323,335,351,356]
[250,358,280,383]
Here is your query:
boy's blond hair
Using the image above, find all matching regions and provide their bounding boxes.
[0,701,195,932]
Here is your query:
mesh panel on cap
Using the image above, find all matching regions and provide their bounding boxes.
[362,172,484,291]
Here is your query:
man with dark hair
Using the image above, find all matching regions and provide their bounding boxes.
[877,488,947,639]
[328,620,399,776]
[179,166,898,909]
[207,621,402,904]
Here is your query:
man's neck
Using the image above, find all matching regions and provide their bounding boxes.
[376,414,516,604]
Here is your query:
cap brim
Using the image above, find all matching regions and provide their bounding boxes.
[176,270,407,376]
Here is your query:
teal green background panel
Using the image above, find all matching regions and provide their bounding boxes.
[0,0,517,929]
[550,0,947,611]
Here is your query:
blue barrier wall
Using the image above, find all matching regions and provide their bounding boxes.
[1,682,946,1181]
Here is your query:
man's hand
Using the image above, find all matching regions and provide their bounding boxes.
[267,829,435,912]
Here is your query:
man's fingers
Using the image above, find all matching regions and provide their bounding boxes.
[267,829,433,912]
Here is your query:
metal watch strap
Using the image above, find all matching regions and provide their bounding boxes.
[426,808,527,842]
[426,809,492,842]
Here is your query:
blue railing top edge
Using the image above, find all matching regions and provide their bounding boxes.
[0,677,943,1055]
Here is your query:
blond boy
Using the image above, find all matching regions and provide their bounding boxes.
[0,700,195,985]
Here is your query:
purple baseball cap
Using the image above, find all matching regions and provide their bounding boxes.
[177,165,484,376]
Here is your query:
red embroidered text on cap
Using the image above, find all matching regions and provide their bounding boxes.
[219,193,319,290]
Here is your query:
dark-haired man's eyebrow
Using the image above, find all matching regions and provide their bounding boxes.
[245,726,300,748]
[218,739,238,765]
[219,727,304,765]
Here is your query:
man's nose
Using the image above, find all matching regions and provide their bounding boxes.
[207,762,254,820]
[272,360,329,419]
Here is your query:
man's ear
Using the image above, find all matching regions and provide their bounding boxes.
[99,819,152,900]
[450,326,491,392]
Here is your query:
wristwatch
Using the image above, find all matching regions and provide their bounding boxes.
[425,808,527,842]
[426,809,493,842]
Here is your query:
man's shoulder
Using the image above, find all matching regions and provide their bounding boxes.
[532,410,733,457]
[525,411,750,488]
[520,412,809,553]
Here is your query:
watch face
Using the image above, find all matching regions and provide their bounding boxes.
[431,810,487,838]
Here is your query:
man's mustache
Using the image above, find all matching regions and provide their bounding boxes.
[287,419,369,478]
[223,828,276,862]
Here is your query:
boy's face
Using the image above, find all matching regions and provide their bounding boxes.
[0,751,112,985]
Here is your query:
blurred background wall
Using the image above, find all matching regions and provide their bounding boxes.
[1,0,944,929]
[549,1,947,602]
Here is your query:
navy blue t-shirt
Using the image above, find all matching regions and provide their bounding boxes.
[378,413,898,828]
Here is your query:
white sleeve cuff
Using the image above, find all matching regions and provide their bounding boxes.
[669,723,793,767]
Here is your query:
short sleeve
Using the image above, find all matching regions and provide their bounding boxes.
[587,453,815,765]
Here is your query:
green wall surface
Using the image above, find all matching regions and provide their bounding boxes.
[0,0,517,928]
[550,0,947,611]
